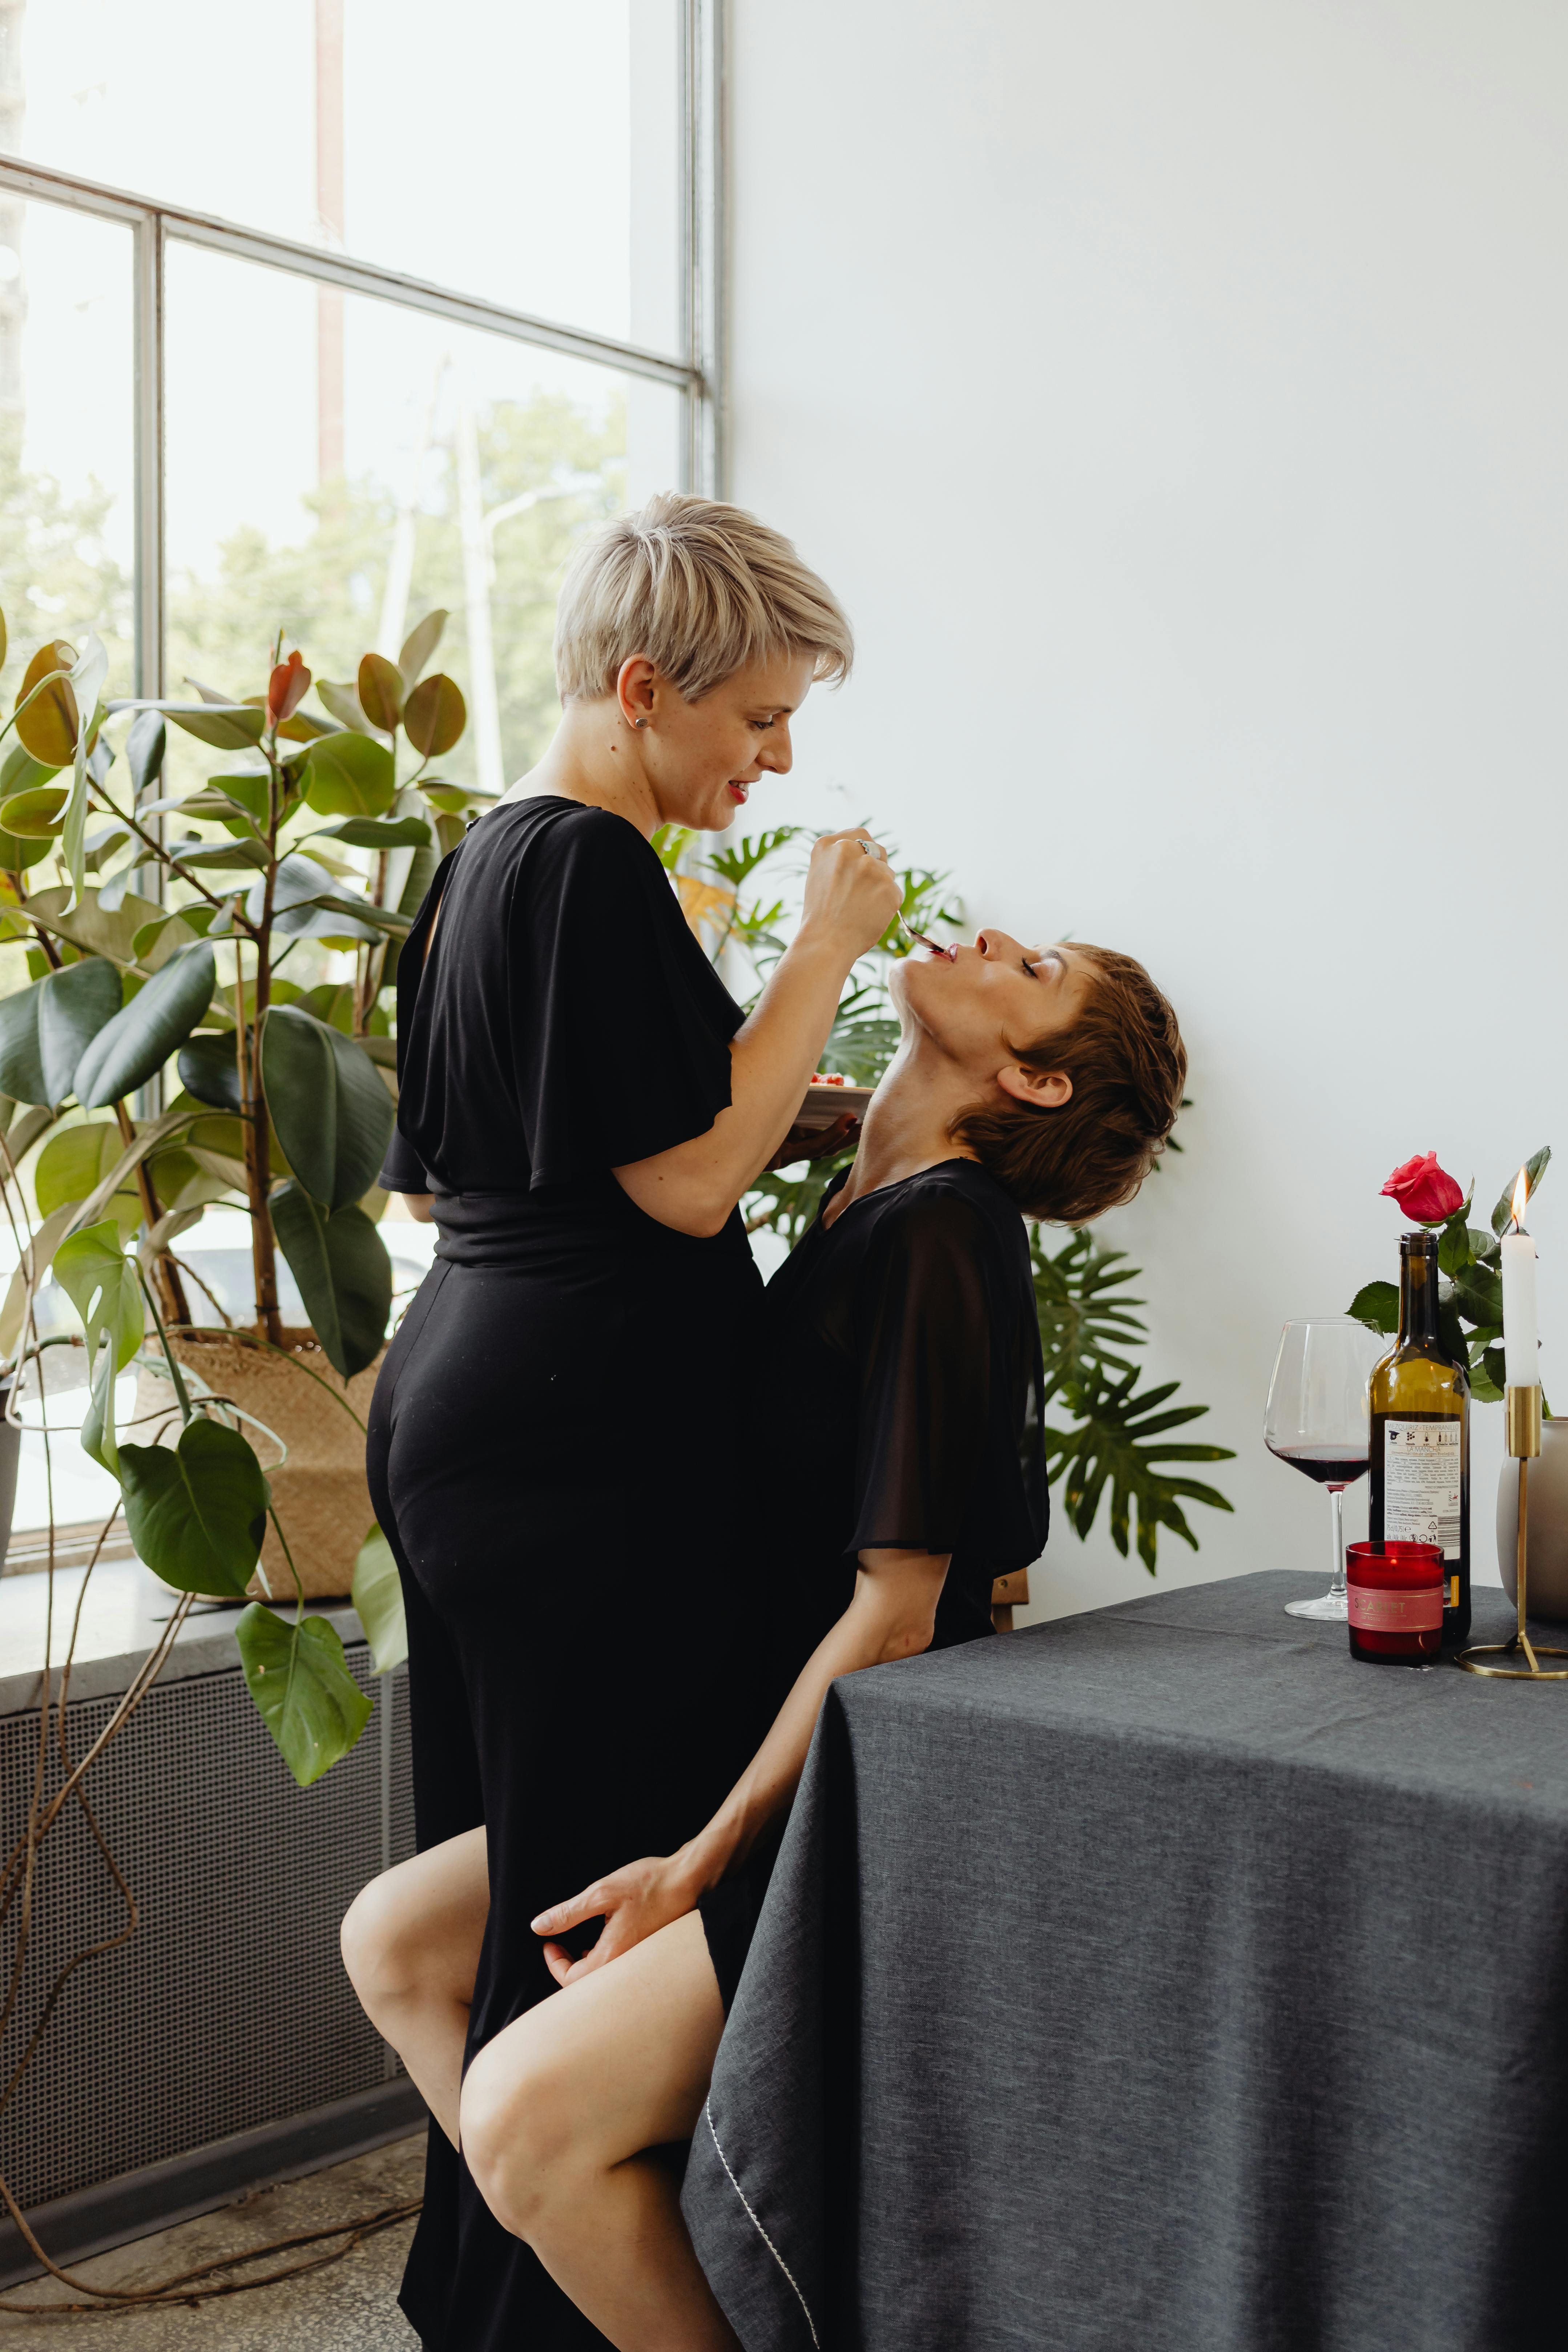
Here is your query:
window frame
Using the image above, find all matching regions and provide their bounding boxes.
[0,0,724,703]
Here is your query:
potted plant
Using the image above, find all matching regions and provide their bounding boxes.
[0,604,485,1783]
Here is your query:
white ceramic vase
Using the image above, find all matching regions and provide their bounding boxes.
[1495,1417,1568,1620]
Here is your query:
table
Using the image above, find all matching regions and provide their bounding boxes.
[681,1572,1568,2352]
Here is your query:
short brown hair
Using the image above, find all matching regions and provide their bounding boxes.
[954,945,1187,1222]
[554,492,854,702]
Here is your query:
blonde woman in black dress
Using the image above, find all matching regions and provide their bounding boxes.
[340,495,900,2352]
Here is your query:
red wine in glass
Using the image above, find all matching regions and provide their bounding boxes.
[1264,1320,1386,1622]
[1268,1444,1371,1487]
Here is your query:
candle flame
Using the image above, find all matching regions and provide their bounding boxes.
[1512,1165,1530,1229]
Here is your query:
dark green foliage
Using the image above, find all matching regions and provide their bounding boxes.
[1031,1224,1233,1572]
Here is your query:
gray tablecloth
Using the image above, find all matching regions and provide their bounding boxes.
[681,1571,1568,2352]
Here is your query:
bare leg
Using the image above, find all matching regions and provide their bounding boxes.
[340,1825,488,2147]
[461,1908,737,2352]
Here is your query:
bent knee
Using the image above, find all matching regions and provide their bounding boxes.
[460,2041,595,2242]
[340,1870,432,2011]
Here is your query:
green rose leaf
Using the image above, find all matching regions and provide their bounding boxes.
[351,1524,408,1674]
[1347,1280,1399,1336]
[1450,1263,1503,1330]
[0,954,124,1107]
[1491,1146,1552,1238]
[268,1182,392,1377]
[118,1416,270,1597]
[402,673,466,758]
[260,1006,394,1211]
[74,941,215,1108]
[234,1604,374,1788]
[305,729,396,818]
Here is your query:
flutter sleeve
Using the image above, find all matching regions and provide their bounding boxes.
[509,807,743,1185]
[847,1192,997,1554]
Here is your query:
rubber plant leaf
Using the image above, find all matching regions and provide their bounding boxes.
[0,786,68,837]
[260,1006,394,1212]
[162,703,267,751]
[357,653,403,734]
[74,941,216,1109]
[351,1525,408,1674]
[402,673,466,758]
[306,815,432,849]
[176,1031,243,1114]
[13,640,78,767]
[118,1416,270,1598]
[24,884,166,967]
[269,1181,393,1376]
[315,679,381,737]
[234,1604,374,1787]
[0,954,123,1107]
[125,709,166,803]
[396,609,446,688]
[62,636,109,902]
[303,730,396,818]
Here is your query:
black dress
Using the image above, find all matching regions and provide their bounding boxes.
[699,1157,1050,2010]
[367,796,770,2352]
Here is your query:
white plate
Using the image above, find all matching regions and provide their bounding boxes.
[795,1082,873,1128]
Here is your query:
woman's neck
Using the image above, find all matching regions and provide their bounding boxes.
[500,698,660,838]
[826,1034,979,1224]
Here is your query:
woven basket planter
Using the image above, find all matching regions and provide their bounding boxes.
[132,1328,385,1600]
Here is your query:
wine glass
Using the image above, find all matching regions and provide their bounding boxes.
[1265,1317,1386,1622]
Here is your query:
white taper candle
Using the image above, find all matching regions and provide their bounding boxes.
[1502,1226,1540,1389]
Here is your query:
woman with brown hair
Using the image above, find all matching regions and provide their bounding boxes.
[364,921,1186,2349]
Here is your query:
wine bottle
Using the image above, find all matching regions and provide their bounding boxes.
[1368,1231,1470,1644]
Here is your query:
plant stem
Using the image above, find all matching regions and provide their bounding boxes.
[113,1102,190,1327]
[243,756,283,1344]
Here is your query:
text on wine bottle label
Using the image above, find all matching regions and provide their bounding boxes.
[1383,1421,1462,1559]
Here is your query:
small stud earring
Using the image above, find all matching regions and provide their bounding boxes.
[634,717,648,729]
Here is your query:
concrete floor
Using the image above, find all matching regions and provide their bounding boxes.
[0,2135,424,2345]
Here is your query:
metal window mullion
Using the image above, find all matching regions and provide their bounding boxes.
[131,212,165,702]
[685,0,725,496]
[0,154,700,395]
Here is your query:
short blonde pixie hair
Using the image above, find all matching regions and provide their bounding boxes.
[554,491,854,704]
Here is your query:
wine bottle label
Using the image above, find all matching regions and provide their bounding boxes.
[1383,1422,1462,1559]
[1349,1582,1444,1631]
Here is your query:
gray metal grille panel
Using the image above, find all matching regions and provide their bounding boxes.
[2,1649,415,2213]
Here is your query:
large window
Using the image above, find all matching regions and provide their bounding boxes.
[0,0,720,715]
[0,0,720,1540]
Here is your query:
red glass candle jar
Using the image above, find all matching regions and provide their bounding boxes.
[1346,1540,1445,1663]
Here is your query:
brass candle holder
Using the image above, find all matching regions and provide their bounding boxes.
[1457,1384,1568,1678]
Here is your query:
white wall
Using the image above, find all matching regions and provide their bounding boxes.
[726,0,1568,1619]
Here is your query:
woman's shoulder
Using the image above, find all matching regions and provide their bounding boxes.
[870,1159,1029,1260]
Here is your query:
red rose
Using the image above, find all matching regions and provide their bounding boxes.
[266,649,310,731]
[1381,1150,1464,1223]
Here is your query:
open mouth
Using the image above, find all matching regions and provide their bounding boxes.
[727,781,750,804]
